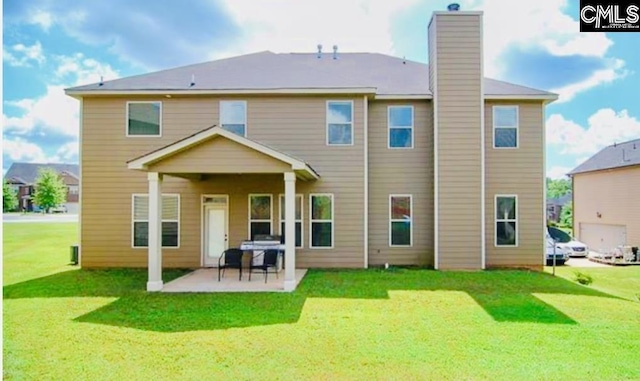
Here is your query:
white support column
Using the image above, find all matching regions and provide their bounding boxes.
[147,172,163,292]
[283,172,297,292]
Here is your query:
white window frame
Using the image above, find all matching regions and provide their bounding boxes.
[68,185,79,195]
[248,194,272,239]
[309,193,334,249]
[126,101,162,137]
[279,194,303,248]
[387,106,414,149]
[131,193,180,249]
[220,100,248,137]
[326,100,354,146]
[492,105,519,149]
[389,194,413,247]
[495,194,518,247]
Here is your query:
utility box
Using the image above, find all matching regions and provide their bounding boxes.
[70,245,79,265]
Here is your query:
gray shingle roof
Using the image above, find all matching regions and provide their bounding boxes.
[569,138,640,175]
[4,163,79,185]
[547,193,572,206]
[66,51,555,98]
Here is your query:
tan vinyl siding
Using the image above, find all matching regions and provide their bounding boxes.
[368,100,433,266]
[573,166,640,247]
[432,13,483,269]
[148,137,292,174]
[484,100,544,269]
[81,95,364,268]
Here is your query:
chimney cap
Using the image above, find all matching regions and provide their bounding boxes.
[447,3,460,11]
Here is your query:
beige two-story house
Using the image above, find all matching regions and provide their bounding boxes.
[65,9,557,291]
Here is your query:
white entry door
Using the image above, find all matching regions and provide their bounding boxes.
[203,203,228,267]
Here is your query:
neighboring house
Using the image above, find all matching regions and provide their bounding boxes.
[4,163,80,213]
[546,193,572,223]
[569,138,640,253]
[65,8,557,291]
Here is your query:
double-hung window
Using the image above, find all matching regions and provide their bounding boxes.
[495,195,517,246]
[327,101,353,145]
[249,194,272,240]
[390,195,412,246]
[279,194,303,248]
[310,194,333,248]
[493,106,519,148]
[132,194,180,248]
[127,102,161,136]
[220,101,247,136]
[388,106,414,148]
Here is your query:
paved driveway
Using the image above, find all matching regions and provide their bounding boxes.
[3,213,78,223]
[566,255,611,268]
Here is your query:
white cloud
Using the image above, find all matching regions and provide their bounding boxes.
[550,59,627,103]
[466,0,614,77]
[3,54,119,138]
[547,109,640,155]
[29,10,54,31]
[52,142,79,162]
[547,166,572,179]
[3,41,45,67]
[54,53,120,85]
[217,0,419,59]
[3,137,49,163]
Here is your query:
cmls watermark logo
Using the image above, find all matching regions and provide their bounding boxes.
[580,0,640,31]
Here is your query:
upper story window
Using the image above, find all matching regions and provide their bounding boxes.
[327,101,353,146]
[493,106,518,148]
[388,106,414,149]
[68,185,79,195]
[127,102,161,137]
[220,101,247,137]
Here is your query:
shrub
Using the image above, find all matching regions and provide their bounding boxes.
[573,271,593,285]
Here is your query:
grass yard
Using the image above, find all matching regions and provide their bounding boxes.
[4,223,640,380]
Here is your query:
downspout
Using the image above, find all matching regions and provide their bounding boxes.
[364,96,369,268]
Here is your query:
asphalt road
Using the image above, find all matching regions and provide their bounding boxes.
[3,213,78,223]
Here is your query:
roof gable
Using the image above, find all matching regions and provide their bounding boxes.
[128,126,319,180]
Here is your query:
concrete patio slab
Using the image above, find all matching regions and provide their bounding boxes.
[162,268,308,292]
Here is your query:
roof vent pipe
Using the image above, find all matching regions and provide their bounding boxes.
[447,3,460,11]
[190,74,195,87]
[98,76,104,87]
[317,44,322,59]
[333,45,338,60]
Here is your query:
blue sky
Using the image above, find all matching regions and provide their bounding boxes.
[3,0,640,179]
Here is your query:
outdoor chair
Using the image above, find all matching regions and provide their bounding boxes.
[249,249,279,283]
[218,248,244,281]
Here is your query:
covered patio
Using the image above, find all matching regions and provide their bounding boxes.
[162,268,308,292]
[127,126,318,292]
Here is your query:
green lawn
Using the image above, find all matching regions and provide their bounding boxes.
[4,223,640,380]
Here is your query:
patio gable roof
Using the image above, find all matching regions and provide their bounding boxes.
[127,126,319,180]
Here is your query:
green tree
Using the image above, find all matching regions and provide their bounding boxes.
[33,168,67,213]
[3,180,19,212]
[560,201,573,228]
[547,178,571,199]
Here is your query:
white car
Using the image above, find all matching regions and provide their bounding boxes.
[548,227,589,257]
[546,236,570,265]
